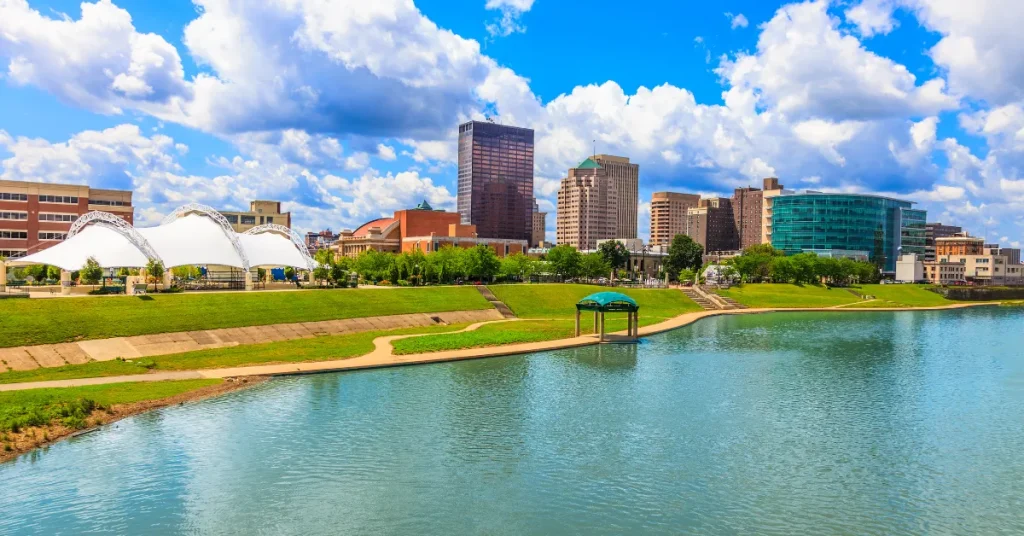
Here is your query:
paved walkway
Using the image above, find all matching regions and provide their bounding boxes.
[0,302,997,392]
[0,309,504,372]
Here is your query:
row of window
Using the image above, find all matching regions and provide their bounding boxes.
[39,195,79,204]
[88,199,127,206]
[0,231,70,240]
[0,211,27,220]
[0,249,26,258]
[225,215,273,225]
[39,213,77,222]
[0,193,29,201]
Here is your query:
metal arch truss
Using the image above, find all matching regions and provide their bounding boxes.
[69,211,164,263]
[244,223,318,271]
[162,203,251,271]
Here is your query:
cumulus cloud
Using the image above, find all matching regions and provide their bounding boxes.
[718,1,956,122]
[845,0,898,37]
[725,12,749,29]
[0,0,191,114]
[485,0,535,37]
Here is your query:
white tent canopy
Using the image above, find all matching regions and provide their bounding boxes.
[9,205,316,272]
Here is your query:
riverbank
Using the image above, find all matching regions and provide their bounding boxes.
[0,377,267,463]
[1,301,995,392]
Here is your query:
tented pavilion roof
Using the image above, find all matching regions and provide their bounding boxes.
[9,204,317,272]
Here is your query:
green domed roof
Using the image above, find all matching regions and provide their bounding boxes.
[414,200,434,210]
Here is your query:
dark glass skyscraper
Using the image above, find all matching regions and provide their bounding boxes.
[457,121,534,241]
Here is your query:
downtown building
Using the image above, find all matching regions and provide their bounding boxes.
[555,155,639,250]
[0,179,134,259]
[650,192,700,247]
[220,200,292,233]
[531,200,547,247]
[924,222,962,262]
[457,120,534,242]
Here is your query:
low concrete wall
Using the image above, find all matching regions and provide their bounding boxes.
[932,286,1024,301]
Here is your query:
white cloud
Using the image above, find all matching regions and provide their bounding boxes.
[485,0,535,38]
[718,1,956,122]
[845,0,898,37]
[344,152,371,171]
[725,12,749,29]
[377,144,397,161]
[0,0,190,114]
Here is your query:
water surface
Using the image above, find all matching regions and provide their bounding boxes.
[3,308,1024,534]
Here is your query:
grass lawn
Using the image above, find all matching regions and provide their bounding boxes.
[0,287,490,348]
[392,320,578,354]
[0,324,466,385]
[846,284,954,308]
[715,284,862,308]
[489,284,701,320]
[0,380,220,433]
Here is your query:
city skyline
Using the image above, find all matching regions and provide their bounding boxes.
[0,1,1021,248]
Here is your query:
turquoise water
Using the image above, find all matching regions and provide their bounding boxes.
[3,308,1024,535]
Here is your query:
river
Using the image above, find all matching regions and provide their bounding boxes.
[3,308,1024,534]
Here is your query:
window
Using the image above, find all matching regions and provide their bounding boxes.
[259,216,265,224]
[39,213,76,222]
[39,195,79,204]
[241,215,256,225]
[38,232,67,241]
[0,230,28,239]
[0,193,28,201]
[0,211,27,220]
[265,217,274,224]
[0,249,26,258]
[89,199,125,206]
[225,214,239,224]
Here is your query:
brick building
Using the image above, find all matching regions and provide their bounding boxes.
[650,191,700,247]
[685,198,738,253]
[0,179,133,259]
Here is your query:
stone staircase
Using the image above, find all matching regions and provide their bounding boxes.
[477,286,516,318]
[680,287,719,311]
[717,295,747,309]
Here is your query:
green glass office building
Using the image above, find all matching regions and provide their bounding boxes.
[769,193,926,273]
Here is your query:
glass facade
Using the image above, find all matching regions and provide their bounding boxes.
[457,121,534,241]
[770,193,926,272]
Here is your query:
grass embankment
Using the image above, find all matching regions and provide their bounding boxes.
[0,324,467,385]
[0,379,235,462]
[0,287,490,348]
[391,284,702,354]
[716,283,957,308]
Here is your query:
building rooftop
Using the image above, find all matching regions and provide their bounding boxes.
[576,157,603,170]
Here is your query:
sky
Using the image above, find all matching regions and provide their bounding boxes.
[0,0,1022,248]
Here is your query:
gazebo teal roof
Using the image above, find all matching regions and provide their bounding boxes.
[576,291,639,312]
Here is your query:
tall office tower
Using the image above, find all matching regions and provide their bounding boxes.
[592,154,639,238]
[732,186,764,250]
[924,222,962,262]
[457,120,534,241]
[556,158,618,250]
[760,177,786,245]
[650,191,701,247]
[531,199,547,247]
[685,197,738,253]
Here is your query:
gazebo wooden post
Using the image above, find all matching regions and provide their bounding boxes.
[593,310,599,334]
[575,308,581,336]
[599,311,605,342]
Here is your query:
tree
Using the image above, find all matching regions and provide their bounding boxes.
[81,257,103,286]
[46,265,62,281]
[546,244,582,281]
[597,240,629,273]
[580,253,611,280]
[145,258,165,290]
[462,244,500,281]
[500,252,537,282]
[789,252,818,284]
[427,245,463,284]
[284,266,296,281]
[664,235,703,281]
[679,268,697,285]
[769,256,795,283]
[313,248,333,284]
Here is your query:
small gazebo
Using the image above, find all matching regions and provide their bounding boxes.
[575,292,640,342]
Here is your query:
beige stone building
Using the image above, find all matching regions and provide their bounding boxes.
[531,200,547,247]
[556,158,618,250]
[220,201,292,233]
[593,154,639,238]
[650,191,700,247]
[931,235,1024,285]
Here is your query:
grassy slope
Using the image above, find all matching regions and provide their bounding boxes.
[848,284,953,308]
[489,284,701,321]
[0,287,489,348]
[0,380,220,433]
[717,283,957,308]
[0,324,465,385]
[716,284,861,308]
[393,285,701,355]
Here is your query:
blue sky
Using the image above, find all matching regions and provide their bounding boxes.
[0,0,1022,247]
